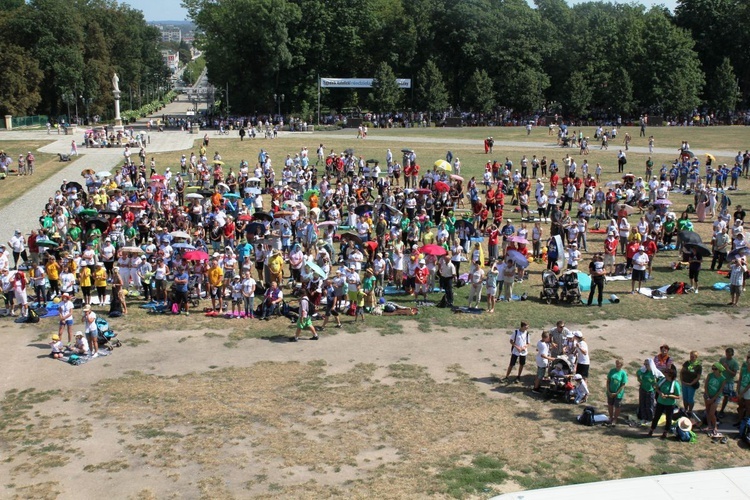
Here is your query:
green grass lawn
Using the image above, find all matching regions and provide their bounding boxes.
[0,140,74,209]
[121,125,750,339]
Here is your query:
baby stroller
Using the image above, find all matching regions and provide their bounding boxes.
[540,270,560,304]
[95,317,122,351]
[545,357,575,401]
[187,274,203,307]
[558,270,582,305]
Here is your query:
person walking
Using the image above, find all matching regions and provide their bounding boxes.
[290,291,318,342]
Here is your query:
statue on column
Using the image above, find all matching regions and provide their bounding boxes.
[112,73,120,93]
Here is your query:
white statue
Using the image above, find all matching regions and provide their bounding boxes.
[112,73,120,93]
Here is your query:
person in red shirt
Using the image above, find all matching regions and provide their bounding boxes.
[414,258,430,302]
[603,231,619,274]
[493,206,504,224]
[488,224,500,261]
[491,160,500,181]
[573,176,583,201]
[494,187,505,209]
[486,186,496,214]
[643,233,658,279]
[478,206,489,233]
[625,239,640,271]
[550,170,559,189]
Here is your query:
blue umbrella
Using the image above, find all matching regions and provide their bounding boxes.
[172,242,196,250]
[223,193,240,199]
[304,259,327,278]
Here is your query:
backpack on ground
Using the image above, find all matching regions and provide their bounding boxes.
[68,354,82,366]
[436,294,448,308]
[577,406,596,426]
[674,426,694,442]
[26,308,40,323]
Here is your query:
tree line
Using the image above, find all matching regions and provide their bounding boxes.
[183,0,748,120]
[0,0,170,121]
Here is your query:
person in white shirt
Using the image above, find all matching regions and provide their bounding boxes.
[631,246,650,293]
[504,321,531,383]
[574,331,590,379]
[533,331,555,393]
[70,331,90,355]
[7,230,28,270]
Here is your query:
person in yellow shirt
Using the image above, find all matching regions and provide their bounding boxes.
[79,265,92,306]
[93,262,108,305]
[267,249,284,285]
[45,256,62,298]
[207,257,224,313]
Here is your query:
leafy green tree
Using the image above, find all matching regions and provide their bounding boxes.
[0,43,42,115]
[416,59,449,115]
[708,57,740,116]
[501,67,549,114]
[370,62,402,113]
[565,71,593,118]
[464,69,495,114]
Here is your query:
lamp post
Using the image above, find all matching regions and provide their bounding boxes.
[274,93,284,118]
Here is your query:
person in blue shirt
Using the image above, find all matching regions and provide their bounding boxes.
[731,164,742,189]
[173,268,189,315]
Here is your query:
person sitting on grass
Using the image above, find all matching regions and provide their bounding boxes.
[49,334,64,359]
[259,281,283,320]
[70,331,89,356]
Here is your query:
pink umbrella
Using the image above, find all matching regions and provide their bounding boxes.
[318,221,338,227]
[418,244,447,256]
[150,174,165,181]
[510,236,529,245]
[183,250,210,261]
[450,174,464,182]
[654,199,672,206]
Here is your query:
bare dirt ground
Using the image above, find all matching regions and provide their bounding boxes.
[2,310,750,499]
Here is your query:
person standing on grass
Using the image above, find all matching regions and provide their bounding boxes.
[703,363,727,437]
[573,331,590,380]
[503,321,530,384]
[648,366,681,439]
[207,257,224,313]
[549,320,570,358]
[631,246,649,294]
[606,359,628,427]
[82,304,99,357]
[174,267,189,315]
[319,278,342,330]
[680,350,702,415]
[290,291,318,342]
[57,292,74,344]
[587,253,606,306]
[532,331,554,394]
[687,245,702,293]
[718,348,740,420]
[737,352,750,423]
[637,359,662,425]
[729,257,747,306]
[241,270,256,319]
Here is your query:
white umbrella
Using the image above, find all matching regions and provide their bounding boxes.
[248,177,261,183]
[186,193,204,200]
[97,171,111,178]
[170,230,190,239]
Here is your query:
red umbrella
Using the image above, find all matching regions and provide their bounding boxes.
[127,202,145,209]
[150,174,165,181]
[183,250,210,261]
[434,181,450,193]
[419,244,447,256]
[416,188,431,195]
[238,214,252,222]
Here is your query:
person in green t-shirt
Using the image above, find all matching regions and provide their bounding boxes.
[637,358,662,425]
[718,348,740,419]
[738,352,750,422]
[606,359,628,427]
[648,367,681,439]
[704,362,727,437]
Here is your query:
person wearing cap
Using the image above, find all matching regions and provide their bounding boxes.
[70,331,90,356]
[414,259,430,303]
[648,365,681,439]
[703,362,727,437]
[606,359,628,427]
[49,334,64,359]
[93,262,108,305]
[58,293,75,344]
[229,275,244,318]
[566,242,580,270]
[631,245,649,293]
[728,256,747,306]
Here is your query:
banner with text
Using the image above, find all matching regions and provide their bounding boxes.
[320,78,411,89]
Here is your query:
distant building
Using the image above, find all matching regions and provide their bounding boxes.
[182,31,195,43]
[157,25,182,43]
[161,50,180,73]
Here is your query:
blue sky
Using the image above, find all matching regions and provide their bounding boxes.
[123,0,677,22]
